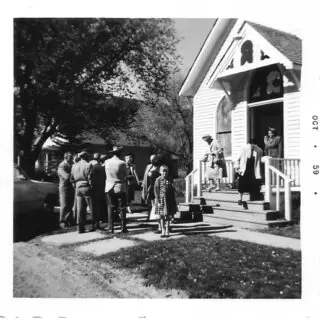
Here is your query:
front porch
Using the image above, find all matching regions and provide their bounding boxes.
[181,157,301,229]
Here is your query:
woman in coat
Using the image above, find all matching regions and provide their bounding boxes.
[202,134,227,192]
[264,127,282,158]
[141,154,161,221]
[235,139,263,208]
[125,153,139,214]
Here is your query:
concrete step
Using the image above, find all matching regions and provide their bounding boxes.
[203,214,289,230]
[210,207,281,221]
[202,190,254,201]
[178,203,201,212]
[193,197,270,212]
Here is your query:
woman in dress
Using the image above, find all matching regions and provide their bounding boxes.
[235,139,263,208]
[264,127,282,158]
[202,134,227,192]
[141,154,161,221]
[125,153,139,214]
[154,165,177,238]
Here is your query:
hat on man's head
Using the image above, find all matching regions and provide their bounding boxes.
[100,154,108,161]
[110,146,123,153]
[159,165,169,173]
[78,151,89,158]
[93,152,101,160]
[202,134,212,140]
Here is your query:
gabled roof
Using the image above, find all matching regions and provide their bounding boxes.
[179,19,302,97]
[248,21,302,65]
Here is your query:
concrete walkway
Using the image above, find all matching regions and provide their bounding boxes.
[208,228,300,251]
[50,207,300,251]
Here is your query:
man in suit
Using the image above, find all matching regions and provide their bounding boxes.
[71,151,94,233]
[104,146,128,233]
[57,152,74,228]
[71,154,80,224]
[90,153,107,227]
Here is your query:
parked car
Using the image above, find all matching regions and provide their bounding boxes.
[14,164,59,240]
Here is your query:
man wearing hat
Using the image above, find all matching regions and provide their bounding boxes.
[70,151,95,233]
[57,151,75,228]
[90,153,107,226]
[104,146,128,233]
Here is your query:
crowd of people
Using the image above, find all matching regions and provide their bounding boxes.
[57,147,177,237]
[201,126,282,209]
[56,126,281,234]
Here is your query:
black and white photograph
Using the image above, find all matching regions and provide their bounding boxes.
[1,1,320,319]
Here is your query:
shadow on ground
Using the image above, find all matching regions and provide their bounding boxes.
[14,212,60,242]
[13,210,235,242]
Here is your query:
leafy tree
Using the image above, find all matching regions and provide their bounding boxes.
[14,18,181,175]
[128,75,193,173]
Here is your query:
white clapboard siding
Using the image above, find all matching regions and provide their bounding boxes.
[283,91,300,159]
[193,21,244,170]
[231,101,248,161]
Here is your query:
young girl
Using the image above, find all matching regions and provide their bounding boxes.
[154,165,177,238]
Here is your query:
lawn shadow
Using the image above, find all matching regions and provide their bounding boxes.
[14,212,61,242]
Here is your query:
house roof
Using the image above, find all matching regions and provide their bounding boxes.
[247,21,302,65]
[179,19,302,97]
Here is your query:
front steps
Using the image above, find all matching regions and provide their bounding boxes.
[178,190,290,230]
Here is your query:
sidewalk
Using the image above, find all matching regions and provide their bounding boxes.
[209,227,300,251]
[51,207,300,251]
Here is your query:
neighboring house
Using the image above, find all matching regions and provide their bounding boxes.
[179,19,301,227]
[37,134,154,181]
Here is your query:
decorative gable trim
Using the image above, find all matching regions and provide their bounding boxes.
[207,22,294,89]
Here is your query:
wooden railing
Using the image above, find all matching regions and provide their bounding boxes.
[185,156,300,221]
[269,158,301,187]
[200,159,235,186]
[262,156,293,221]
[185,168,198,203]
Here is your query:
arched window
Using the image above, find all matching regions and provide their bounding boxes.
[216,95,232,157]
[240,40,253,66]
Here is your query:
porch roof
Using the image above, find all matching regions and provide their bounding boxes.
[179,19,302,98]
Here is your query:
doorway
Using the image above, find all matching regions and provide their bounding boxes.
[249,102,283,153]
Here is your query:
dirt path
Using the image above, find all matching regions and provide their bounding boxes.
[14,237,187,298]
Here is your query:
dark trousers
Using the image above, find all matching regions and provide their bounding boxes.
[106,189,127,232]
[92,188,107,223]
[76,186,94,232]
[59,186,74,224]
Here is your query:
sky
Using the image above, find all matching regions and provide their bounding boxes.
[173,18,302,78]
[173,18,215,77]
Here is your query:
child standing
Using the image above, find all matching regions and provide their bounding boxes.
[154,165,177,238]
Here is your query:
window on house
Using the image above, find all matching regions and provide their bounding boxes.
[216,95,232,157]
[249,65,283,102]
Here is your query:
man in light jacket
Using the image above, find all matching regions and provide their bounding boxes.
[105,146,128,233]
[57,152,74,228]
[71,151,94,233]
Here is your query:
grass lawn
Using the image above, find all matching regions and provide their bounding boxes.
[103,234,301,298]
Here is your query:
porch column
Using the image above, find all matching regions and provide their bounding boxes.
[262,156,271,202]
[197,160,203,197]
